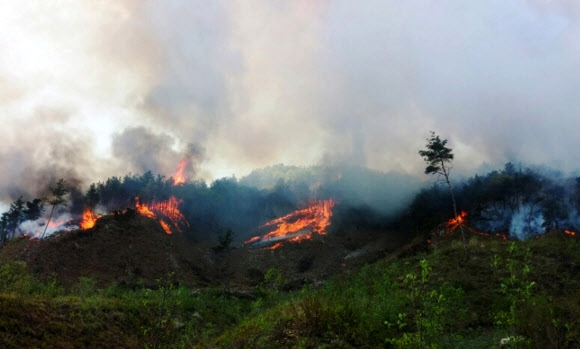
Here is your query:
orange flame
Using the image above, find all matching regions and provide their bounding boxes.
[245,236,261,244]
[433,210,508,242]
[135,198,156,219]
[159,220,172,235]
[80,208,99,230]
[245,199,335,250]
[447,211,467,231]
[147,196,189,230]
[135,196,189,234]
[262,242,283,250]
[173,157,188,185]
[564,229,576,237]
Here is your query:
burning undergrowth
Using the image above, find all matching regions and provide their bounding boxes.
[403,163,580,240]
[1,164,415,247]
[0,213,206,288]
[244,199,335,250]
[429,211,508,246]
[428,210,578,249]
[134,196,189,235]
[0,163,417,289]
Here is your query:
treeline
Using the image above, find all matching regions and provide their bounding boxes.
[0,197,44,244]
[402,162,580,238]
[5,162,577,244]
[1,165,418,244]
[82,171,305,241]
[85,167,414,240]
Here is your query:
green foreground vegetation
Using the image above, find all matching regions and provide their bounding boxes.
[1,234,578,348]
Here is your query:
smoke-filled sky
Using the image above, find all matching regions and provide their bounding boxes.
[1,0,580,204]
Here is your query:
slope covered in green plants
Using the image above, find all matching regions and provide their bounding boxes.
[211,233,579,348]
[0,231,577,348]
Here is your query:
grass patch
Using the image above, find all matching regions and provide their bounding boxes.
[216,234,580,348]
[0,234,578,348]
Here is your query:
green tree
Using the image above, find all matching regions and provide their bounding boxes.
[41,179,69,239]
[418,131,469,257]
[84,183,100,210]
[23,198,44,221]
[0,196,25,244]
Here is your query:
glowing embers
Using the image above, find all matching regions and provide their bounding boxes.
[245,199,335,250]
[135,196,189,235]
[79,208,99,230]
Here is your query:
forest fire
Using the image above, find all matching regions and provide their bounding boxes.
[447,211,467,232]
[21,216,74,241]
[172,157,188,185]
[245,199,335,250]
[135,198,156,219]
[22,230,44,241]
[79,209,99,230]
[135,196,188,235]
[431,210,508,243]
[564,229,576,237]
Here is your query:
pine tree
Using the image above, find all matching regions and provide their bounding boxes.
[419,132,469,257]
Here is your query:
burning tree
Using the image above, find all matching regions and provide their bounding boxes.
[41,179,69,239]
[419,132,469,257]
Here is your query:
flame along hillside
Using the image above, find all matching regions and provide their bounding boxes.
[79,158,192,236]
[6,163,417,246]
[1,161,418,289]
[39,195,189,239]
[244,199,335,250]
[20,163,193,240]
[1,197,406,291]
[426,210,579,248]
[1,212,206,288]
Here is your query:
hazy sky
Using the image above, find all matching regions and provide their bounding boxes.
[1,0,580,202]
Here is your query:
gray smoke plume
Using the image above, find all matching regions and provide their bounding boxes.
[2,1,580,208]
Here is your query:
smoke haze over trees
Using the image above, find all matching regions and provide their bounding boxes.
[0,165,420,243]
[2,160,579,245]
[403,162,580,239]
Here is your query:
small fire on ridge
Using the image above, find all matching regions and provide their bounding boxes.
[80,209,99,230]
[245,199,335,250]
[429,210,508,243]
[19,158,193,239]
[135,196,189,235]
[76,196,189,235]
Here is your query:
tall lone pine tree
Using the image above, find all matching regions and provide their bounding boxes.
[419,131,469,257]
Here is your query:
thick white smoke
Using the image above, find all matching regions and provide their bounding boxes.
[2,1,580,207]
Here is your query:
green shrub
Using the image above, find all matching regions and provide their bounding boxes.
[0,261,34,295]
